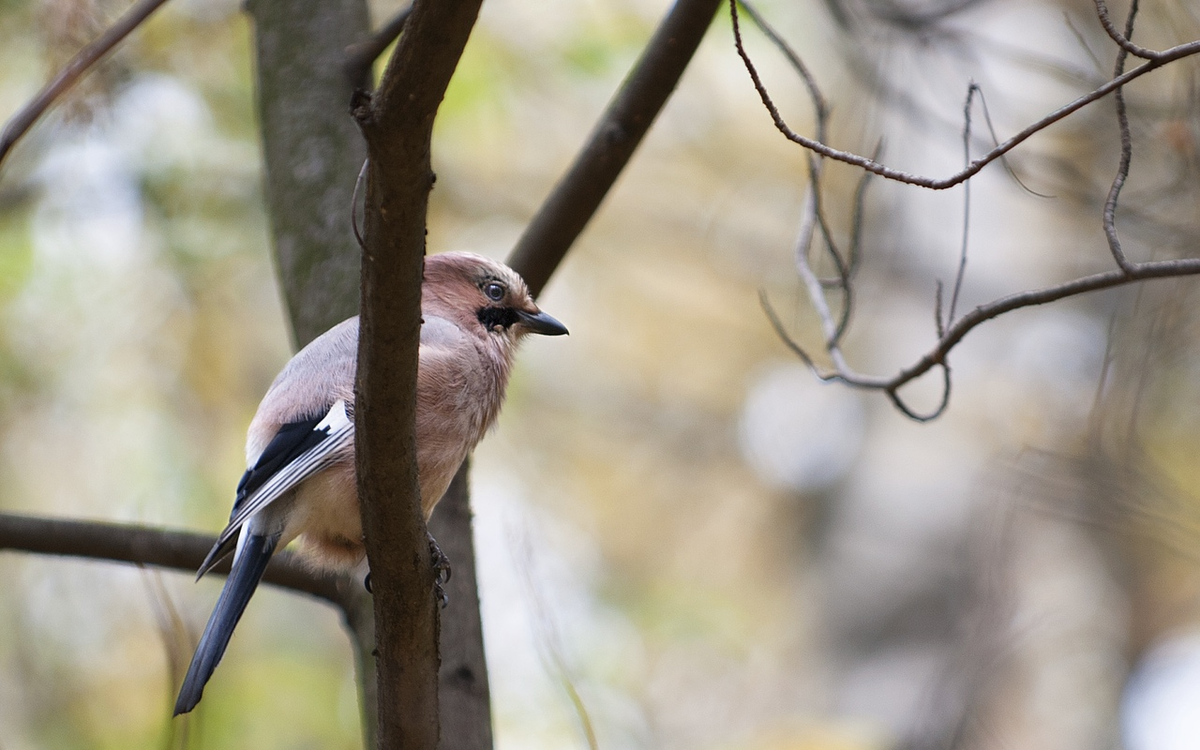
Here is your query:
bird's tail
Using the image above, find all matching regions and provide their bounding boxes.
[174,533,278,716]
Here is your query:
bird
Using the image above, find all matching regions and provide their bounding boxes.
[173,251,567,716]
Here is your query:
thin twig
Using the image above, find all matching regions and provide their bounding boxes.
[887,365,952,422]
[764,258,1200,420]
[0,0,173,173]
[948,83,980,326]
[845,141,882,280]
[727,0,1200,190]
[351,157,368,251]
[741,0,856,347]
[934,280,946,339]
[739,1,828,127]
[1103,0,1139,273]
[746,0,1200,422]
[1093,0,1160,61]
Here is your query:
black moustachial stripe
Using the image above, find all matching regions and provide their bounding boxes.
[477,305,520,330]
[231,414,330,519]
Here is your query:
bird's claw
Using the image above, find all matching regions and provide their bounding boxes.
[427,531,452,608]
[361,537,450,606]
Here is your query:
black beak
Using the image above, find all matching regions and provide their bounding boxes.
[517,309,569,336]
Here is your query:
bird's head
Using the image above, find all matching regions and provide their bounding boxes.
[423,252,569,343]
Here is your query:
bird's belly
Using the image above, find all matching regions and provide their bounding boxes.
[286,461,365,572]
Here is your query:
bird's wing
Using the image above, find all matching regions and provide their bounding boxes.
[196,400,354,578]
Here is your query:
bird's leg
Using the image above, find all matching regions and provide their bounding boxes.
[427,530,452,608]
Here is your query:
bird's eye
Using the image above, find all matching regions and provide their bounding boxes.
[484,282,505,301]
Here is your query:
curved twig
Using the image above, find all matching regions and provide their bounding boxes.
[1103,1,1139,273]
[727,0,1200,190]
[948,83,980,327]
[1093,0,1160,62]
[763,258,1200,420]
[886,365,952,423]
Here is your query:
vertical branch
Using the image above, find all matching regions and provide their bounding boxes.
[246,0,371,348]
[429,461,494,750]
[1103,0,1139,274]
[948,83,980,327]
[246,0,377,744]
[352,0,484,746]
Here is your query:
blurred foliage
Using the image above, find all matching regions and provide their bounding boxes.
[2,0,1200,749]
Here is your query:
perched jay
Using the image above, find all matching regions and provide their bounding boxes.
[173,251,567,715]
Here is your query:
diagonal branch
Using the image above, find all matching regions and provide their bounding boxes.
[0,0,173,173]
[507,0,725,297]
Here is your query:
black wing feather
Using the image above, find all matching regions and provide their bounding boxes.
[197,407,347,578]
[231,414,328,519]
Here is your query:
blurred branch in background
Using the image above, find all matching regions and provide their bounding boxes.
[741,0,1200,420]
[508,0,724,296]
[730,0,1200,188]
[0,0,173,175]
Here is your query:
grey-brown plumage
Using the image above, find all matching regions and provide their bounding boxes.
[174,251,567,715]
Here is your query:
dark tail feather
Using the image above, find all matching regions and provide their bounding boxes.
[174,533,278,716]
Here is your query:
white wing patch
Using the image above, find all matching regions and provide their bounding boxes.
[211,400,354,558]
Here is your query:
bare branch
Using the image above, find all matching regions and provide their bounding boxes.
[904,261,1200,386]
[1103,0,1139,273]
[352,0,485,744]
[507,0,724,297]
[0,512,356,608]
[947,83,981,327]
[748,0,1200,422]
[0,0,173,174]
[766,258,1200,420]
[727,0,1200,190]
[1093,0,1160,62]
[739,1,828,129]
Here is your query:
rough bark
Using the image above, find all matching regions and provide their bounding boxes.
[430,462,494,750]
[246,0,379,742]
[351,0,485,747]
[247,0,370,348]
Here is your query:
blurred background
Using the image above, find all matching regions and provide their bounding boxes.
[1,0,1200,747]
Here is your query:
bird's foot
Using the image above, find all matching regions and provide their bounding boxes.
[427,531,452,608]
